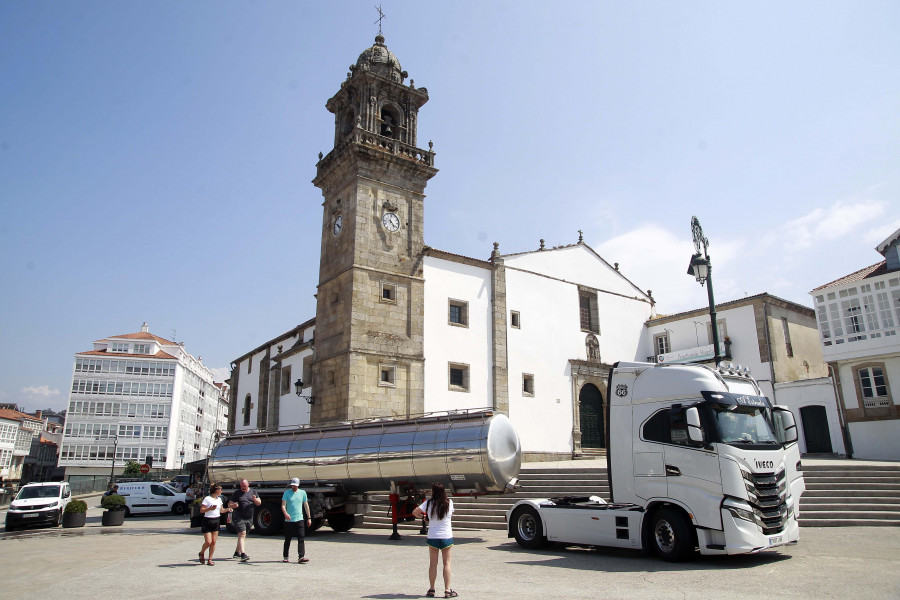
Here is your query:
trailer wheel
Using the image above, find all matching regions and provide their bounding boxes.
[309,517,325,532]
[649,507,694,562]
[253,503,284,536]
[327,513,355,532]
[512,506,547,549]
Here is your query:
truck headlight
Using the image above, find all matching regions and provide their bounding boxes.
[726,505,757,524]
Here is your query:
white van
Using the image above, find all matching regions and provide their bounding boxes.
[5,482,72,531]
[115,482,187,516]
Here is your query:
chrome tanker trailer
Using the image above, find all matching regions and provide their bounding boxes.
[206,410,521,535]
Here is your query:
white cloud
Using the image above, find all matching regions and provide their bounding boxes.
[778,199,886,251]
[594,223,745,315]
[863,219,900,247]
[21,385,60,397]
[208,366,231,383]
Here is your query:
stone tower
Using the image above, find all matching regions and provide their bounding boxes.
[310,35,438,423]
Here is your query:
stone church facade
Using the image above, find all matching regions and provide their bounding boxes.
[229,36,655,460]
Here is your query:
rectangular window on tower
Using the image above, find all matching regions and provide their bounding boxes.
[379,364,396,387]
[510,311,521,329]
[380,282,397,303]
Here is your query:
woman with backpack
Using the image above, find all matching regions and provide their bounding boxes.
[412,482,458,598]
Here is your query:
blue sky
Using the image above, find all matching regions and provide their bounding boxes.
[1,1,898,412]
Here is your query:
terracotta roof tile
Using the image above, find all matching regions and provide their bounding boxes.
[0,408,42,423]
[94,331,177,345]
[811,261,887,292]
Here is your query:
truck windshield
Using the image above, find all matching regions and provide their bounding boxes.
[710,403,778,445]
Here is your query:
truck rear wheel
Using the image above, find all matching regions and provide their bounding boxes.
[327,513,355,532]
[649,507,694,562]
[512,506,547,549]
[253,503,284,536]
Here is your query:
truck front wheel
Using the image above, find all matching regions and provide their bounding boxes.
[512,506,547,549]
[253,503,284,536]
[649,507,694,562]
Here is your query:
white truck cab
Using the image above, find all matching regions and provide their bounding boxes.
[115,481,187,517]
[508,361,804,561]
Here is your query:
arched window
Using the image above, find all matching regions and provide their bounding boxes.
[243,394,251,427]
[341,108,355,136]
[380,106,400,138]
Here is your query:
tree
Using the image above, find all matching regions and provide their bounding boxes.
[123,460,142,476]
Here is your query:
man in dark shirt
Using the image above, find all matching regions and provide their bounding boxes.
[228,479,261,562]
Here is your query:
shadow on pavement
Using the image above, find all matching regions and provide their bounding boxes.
[305,531,487,546]
[489,542,792,571]
[362,594,426,599]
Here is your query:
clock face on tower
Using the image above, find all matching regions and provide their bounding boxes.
[333,215,343,236]
[382,212,400,232]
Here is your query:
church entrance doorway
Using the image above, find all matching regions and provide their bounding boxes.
[800,405,833,454]
[579,383,605,448]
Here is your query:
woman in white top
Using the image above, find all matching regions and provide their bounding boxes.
[198,484,232,566]
[412,482,457,598]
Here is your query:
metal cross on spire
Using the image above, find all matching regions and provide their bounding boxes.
[374,4,386,36]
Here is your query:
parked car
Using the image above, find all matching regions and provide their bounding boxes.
[116,481,187,516]
[5,482,72,531]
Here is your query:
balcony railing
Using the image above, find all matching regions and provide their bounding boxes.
[317,127,435,177]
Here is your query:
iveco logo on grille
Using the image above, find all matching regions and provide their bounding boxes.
[755,460,774,469]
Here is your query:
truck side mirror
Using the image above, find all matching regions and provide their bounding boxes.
[685,407,704,444]
[773,406,798,444]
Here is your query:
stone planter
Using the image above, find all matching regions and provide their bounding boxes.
[102,509,125,526]
[62,511,87,528]
[190,506,204,528]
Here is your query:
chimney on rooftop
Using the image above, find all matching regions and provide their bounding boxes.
[35,410,42,420]
[141,321,149,333]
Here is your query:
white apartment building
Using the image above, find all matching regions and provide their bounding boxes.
[60,323,229,482]
[645,294,845,456]
[810,227,900,460]
[0,417,18,482]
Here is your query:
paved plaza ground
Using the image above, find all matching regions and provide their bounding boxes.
[1,499,899,600]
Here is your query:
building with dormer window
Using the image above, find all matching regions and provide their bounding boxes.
[810,227,900,459]
[60,323,229,485]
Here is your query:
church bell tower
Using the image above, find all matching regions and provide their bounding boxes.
[310,35,437,423]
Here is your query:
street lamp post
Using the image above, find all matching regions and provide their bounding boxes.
[109,434,119,486]
[686,216,722,365]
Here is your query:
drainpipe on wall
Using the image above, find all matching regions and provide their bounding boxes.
[828,363,853,458]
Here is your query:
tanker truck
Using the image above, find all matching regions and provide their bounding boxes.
[206,410,521,535]
[507,361,806,561]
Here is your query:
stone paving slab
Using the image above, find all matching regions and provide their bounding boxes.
[1,512,899,600]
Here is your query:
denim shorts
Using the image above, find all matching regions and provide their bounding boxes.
[426,538,454,550]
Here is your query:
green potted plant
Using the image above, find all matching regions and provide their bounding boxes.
[189,498,204,528]
[100,493,127,526]
[62,500,88,528]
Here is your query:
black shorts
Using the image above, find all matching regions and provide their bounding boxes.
[201,518,220,533]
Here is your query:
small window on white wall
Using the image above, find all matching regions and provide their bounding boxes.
[707,320,727,345]
[448,300,468,327]
[511,311,520,329]
[522,373,534,396]
[448,363,470,392]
